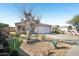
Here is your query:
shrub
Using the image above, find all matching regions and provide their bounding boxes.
[42,35,46,40]
[0,32,8,44]
[0,31,9,54]
[8,37,23,56]
[67,25,72,32]
[51,40,58,49]
[53,29,64,34]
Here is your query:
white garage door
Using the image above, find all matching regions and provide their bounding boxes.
[37,25,51,34]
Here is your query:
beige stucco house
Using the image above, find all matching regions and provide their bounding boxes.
[15,20,52,34]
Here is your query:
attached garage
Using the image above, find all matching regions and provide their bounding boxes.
[15,22,52,34]
[35,23,52,34]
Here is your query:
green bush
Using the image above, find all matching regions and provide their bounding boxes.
[8,37,23,56]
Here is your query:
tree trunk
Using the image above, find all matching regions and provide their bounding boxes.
[27,31,31,40]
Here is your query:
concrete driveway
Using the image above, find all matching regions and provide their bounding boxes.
[65,45,79,56]
[46,34,79,41]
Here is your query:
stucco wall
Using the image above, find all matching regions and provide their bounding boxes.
[35,25,51,34]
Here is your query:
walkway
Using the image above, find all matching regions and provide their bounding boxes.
[46,34,79,41]
[65,45,79,56]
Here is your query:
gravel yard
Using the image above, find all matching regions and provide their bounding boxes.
[20,41,71,56]
[20,34,79,56]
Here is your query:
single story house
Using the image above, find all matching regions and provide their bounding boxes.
[59,26,76,32]
[15,21,52,34]
[59,26,68,32]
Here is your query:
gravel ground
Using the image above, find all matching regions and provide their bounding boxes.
[20,41,71,56]
[20,34,79,56]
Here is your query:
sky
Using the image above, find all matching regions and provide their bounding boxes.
[0,3,79,26]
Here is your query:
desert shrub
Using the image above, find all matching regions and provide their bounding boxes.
[67,25,72,32]
[32,34,38,37]
[0,32,8,44]
[57,30,64,34]
[42,35,46,40]
[3,40,9,52]
[51,40,58,49]
[0,31,9,54]
[8,37,23,56]
[53,31,60,34]
[31,34,39,39]
[53,29,64,34]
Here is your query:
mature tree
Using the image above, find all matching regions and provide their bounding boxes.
[22,10,40,40]
[0,23,9,32]
[53,25,60,31]
[67,15,79,31]
[52,25,61,34]
[67,25,72,32]
[0,23,9,28]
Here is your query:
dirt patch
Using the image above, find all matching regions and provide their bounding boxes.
[20,41,71,56]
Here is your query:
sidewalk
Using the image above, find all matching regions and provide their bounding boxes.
[65,45,79,56]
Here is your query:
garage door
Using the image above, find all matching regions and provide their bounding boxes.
[37,25,51,34]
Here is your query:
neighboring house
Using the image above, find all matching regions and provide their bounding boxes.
[8,27,16,35]
[15,21,52,34]
[59,26,76,32]
[59,26,68,32]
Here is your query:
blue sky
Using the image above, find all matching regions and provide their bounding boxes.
[0,3,79,26]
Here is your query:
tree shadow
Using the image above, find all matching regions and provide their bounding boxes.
[48,51,55,56]
[27,39,41,44]
[56,46,69,49]
[0,49,9,56]
[18,49,30,56]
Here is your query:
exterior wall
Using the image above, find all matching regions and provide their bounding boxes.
[35,25,51,34]
[15,25,26,34]
[15,25,18,33]
[15,22,52,34]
